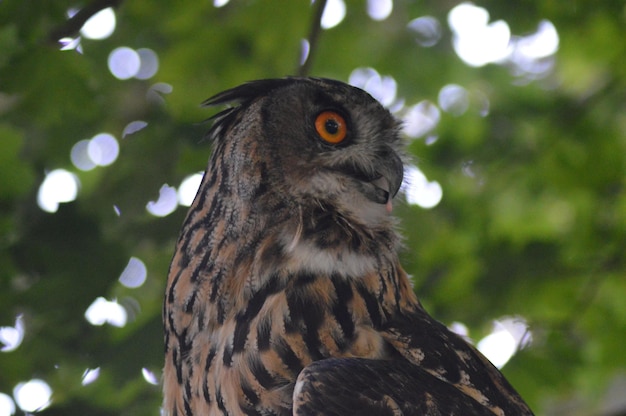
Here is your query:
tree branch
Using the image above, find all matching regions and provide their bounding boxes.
[297,0,327,76]
[48,0,124,44]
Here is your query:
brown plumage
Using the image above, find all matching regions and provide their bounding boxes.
[162,77,534,416]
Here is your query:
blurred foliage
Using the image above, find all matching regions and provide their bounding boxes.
[1,1,625,415]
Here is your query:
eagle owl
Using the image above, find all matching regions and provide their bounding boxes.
[163,77,533,416]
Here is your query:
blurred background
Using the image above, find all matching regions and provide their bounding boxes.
[0,1,625,415]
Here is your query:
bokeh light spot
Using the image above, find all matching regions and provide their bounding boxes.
[401,165,443,209]
[366,0,392,21]
[13,379,52,412]
[108,47,141,80]
[448,2,489,33]
[70,140,96,171]
[477,317,532,369]
[81,368,100,386]
[146,184,178,217]
[37,169,80,213]
[147,82,174,104]
[122,120,148,138]
[58,37,82,52]
[80,7,116,40]
[299,39,310,66]
[438,84,469,116]
[135,48,159,80]
[516,20,559,60]
[142,368,159,385]
[449,322,469,338]
[0,392,15,416]
[87,133,119,166]
[509,20,559,79]
[425,135,438,146]
[85,297,127,327]
[448,3,511,67]
[321,0,346,29]
[407,16,442,47]
[402,101,440,138]
[118,257,147,289]
[178,173,203,207]
[151,82,173,94]
[0,315,24,352]
[349,68,397,107]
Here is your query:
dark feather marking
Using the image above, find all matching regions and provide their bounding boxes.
[209,267,226,303]
[241,406,263,416]
[184,183,220,266]
[223,341,233,367]
[286,273,325,359]
[190,253,214,286]
[331,274,355,341]
[173,348,183,385]
[216,162,232,198]
[275,336,304,375]
[232,318,249,354]
[178,328,192,361]
[233,274,282,353]
[167,311,178,340]
[204,166,218,189]
[183,291,196,314]
[167,269,182,305]
[241,379,260,406]
[377,269,388,299]
[389,267,404,312]
[283,310,298,334]
[197,306,206,331]
[176,237,192,270]
[216,299,226,325]
[190,198,222,254]
[203,350,217,403]
[163,326,170,353]
[356,283,383,329]
[184,379,192,401]
[350,229,364,251]
[205,346,216,371]
[202,373,211,404]
[183,379,193,415]
[256,316,271,351]
[259,239,283,266]
[249,356,278,390]
[216,388,227,415]
[301,205,334,239]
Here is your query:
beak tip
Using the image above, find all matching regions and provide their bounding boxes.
[385,199,393,213]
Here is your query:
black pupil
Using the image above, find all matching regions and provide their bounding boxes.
[325,118,339,135]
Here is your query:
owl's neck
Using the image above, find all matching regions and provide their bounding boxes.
[168,160,404,321]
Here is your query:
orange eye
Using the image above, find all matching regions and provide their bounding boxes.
[315,111,347,144]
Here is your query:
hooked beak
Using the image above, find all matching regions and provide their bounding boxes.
[337,147,404,210]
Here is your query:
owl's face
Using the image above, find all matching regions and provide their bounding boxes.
[206,78,404,230]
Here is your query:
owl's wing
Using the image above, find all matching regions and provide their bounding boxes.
[379,308,534,415]
[293,357,495,416]
[293,308,533,416]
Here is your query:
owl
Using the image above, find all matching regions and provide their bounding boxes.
[162,77,534,416]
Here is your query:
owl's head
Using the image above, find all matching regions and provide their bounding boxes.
[203,77,404,233]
